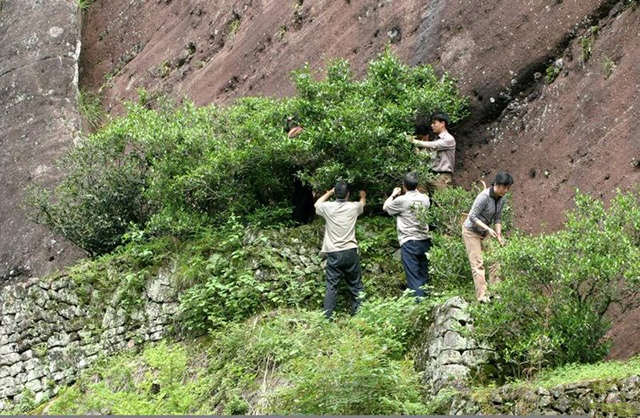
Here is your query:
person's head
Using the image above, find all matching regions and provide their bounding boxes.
[414,112,431,138]
[431,113,450,134]
[334,181,349,200]
[492,171,513,196]
[403,172,419,191]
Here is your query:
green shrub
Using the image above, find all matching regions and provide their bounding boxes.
[24,136,151,255]
[27,51,468,255]
[45,342,214,415]
[545,64,561,84]
[473,189,640,378]
[178,216,408,334]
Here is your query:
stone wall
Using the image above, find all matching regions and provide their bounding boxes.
[415,296,492,395]
[0,273,178,412]
[415,297,640,417]
[450,375,640,416]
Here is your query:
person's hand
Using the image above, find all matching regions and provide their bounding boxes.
[328,188,335,196]
[359,190,366,199]
[486,228,498,239]
[496,233,506,246]
[287,126,303,138]
[392,187,402,197]
[406,133,415,142]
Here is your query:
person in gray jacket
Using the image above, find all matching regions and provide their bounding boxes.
[462,171,513,302]
[315,181,367,319]
[383,172,431,298]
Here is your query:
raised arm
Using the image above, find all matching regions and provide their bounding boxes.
[359,190,367,207]
[314,188,334,212]
[383,187,403,215]
[409,135,455,151]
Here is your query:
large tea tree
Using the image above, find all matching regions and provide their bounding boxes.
[26,50,469,255]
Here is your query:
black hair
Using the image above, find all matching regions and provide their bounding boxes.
[284,115,300,132]
[403,172,419,191]
[414,111,431,136]
[334,181,349,199]
[431,112,450,128]
[494,171,514,186]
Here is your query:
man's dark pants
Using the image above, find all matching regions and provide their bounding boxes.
[324,248,363,319]
[401,239,431,298]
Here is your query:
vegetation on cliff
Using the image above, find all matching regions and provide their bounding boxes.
[26,50,468,256]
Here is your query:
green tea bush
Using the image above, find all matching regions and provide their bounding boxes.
[27,50,468,255]
[24,136,151,256]
[473,190,640,378]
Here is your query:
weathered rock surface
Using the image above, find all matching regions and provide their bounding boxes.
[415,296,492,395]
[0,0,85,280]
[456,3,640,235]
[0,273,178,412]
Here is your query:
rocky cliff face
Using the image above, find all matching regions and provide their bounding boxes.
[0,0,85,281]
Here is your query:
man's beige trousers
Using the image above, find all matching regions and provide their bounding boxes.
[462,226,499,300]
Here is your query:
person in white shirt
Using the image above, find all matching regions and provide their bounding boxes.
[314,181,367,319]
[383,172,431,298]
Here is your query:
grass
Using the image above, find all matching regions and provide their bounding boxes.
[602,56,616,79]
[37,300,436,415]
[77,0,94,11]
[531,356,640,388]
[77,90,105,132]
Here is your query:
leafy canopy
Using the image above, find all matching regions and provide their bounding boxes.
[26,50,469,255]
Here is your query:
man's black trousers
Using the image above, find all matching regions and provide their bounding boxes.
[324,248,363,319]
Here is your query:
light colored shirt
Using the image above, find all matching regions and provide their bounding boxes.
[315,200,364,253]
[416,131,456,173]
[464,188,506,236]
[383,190,430,246]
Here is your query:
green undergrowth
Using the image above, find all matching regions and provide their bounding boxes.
[62,215,409,334]
[38,321,640,415]
[470,355,640,404]
[530,355,640,389]
[40,296,454,415]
